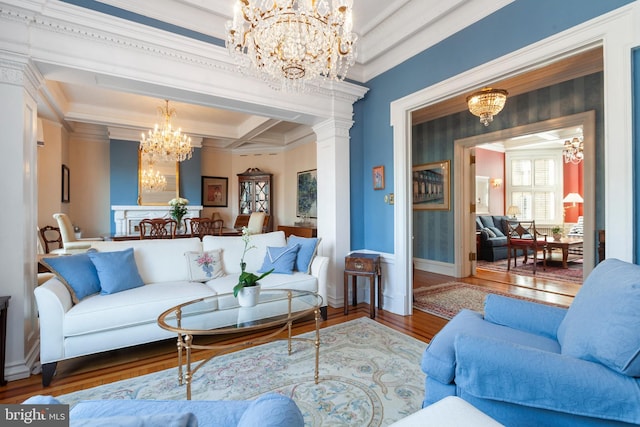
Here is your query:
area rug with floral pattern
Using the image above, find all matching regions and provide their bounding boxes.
[57,317,426,427]
[413,281,569,320]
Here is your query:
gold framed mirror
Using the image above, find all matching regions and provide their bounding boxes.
[137,151,179,205]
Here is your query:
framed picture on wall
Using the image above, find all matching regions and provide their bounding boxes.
[412,160,450,210]
[297,169,317,218]
[201,176,228,207]
[61,164,70,203]
[372,165,385,190]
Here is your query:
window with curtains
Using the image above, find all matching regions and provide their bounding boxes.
[506,150,563,224]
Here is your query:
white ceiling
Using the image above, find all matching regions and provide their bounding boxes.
[37,0,514,152]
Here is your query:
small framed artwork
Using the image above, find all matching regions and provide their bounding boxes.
[297,169,317,218]
[412,160,450,210]
[61,164,70,203]
[201,176,228,207]
[372,165,385,190]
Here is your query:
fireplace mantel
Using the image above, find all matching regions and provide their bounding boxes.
[112,205,203,236]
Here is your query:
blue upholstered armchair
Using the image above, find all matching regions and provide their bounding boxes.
[421,258,640,427]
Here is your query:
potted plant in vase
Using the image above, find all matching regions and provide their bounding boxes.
[169,197,189,233]
[551,225,563,241]
[233,227,274,307]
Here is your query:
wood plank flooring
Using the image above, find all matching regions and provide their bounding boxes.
[0,269,578,404]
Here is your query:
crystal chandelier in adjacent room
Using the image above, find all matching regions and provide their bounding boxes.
[562,136,584,164]
[467,87,509,126]
[140,163,167,193]
[226,0,358,91]
[140,100,193,162]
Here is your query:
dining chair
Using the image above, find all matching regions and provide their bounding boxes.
[189,218,223,239]
[139,218,177,239]
[39,225,64,254]
[506,220,547,274]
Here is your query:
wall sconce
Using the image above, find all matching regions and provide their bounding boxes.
[491,178,502,188]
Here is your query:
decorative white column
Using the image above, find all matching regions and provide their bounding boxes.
[313,118,353,308]
[0,55,43,380]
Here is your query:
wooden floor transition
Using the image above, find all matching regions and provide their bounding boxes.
[0,269,579,404]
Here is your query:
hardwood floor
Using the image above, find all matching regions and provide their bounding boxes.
[0,269,578,404]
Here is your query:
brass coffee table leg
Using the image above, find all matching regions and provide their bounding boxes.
[184,334,193,400]
[177,334,184,385]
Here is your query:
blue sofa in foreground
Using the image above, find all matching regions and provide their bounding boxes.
[421,258,640,427]
[24,393,304,427]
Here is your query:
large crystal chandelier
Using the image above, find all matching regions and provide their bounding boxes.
[467,87,509,126]
[562,136,584,164]
[140,100,193,162]
[140,164,167,193]
[226,0,357,91]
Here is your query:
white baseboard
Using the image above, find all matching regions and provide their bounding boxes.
[413,258,456,277]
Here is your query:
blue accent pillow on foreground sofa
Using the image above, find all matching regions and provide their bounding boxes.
[41,252,100,303]
[557,258,640,376]
[87,247,144,295]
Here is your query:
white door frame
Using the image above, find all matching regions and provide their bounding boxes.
[390,6,636,315]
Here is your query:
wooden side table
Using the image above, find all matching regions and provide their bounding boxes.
[344,253,382,319]
[0,296,10,386]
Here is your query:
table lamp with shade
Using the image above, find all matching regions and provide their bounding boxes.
[506,205,521,219]
[562,192,584,206]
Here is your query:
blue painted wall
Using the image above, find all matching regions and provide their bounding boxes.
[351,0,633,253]
[412,73,604,263]
[109,140,202,234]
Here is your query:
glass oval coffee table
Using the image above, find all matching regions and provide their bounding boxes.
[158,288,322,399]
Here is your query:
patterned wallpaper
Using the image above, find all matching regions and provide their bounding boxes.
[412,72,604,263]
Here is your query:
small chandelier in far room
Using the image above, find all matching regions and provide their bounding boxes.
[140,164,167,193]
[226,0,358,91]
[140,100,193,163]
[467,87,509,126]
[563,136,584,164]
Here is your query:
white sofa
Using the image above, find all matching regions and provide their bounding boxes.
[34,231,328,386]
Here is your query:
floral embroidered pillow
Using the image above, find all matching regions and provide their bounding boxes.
[185,249,225,282]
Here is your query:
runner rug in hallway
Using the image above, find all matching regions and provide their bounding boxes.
[57,317,426,427]
[413,282,569,320]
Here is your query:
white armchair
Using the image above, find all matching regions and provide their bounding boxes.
[52,213,103,253]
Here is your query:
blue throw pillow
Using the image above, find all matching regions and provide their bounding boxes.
[557,258,640,376]
[88,248,144,295]
[258,244,300,274]
[288,235,320,274]
[41,253,100,303]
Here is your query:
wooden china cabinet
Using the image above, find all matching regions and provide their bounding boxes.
[238,168,273,231]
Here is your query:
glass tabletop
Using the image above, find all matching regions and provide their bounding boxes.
[157,289,321,335]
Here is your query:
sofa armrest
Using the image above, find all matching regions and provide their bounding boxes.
[484,294,567,339]
[310,255,329,307]
[34,278,73,363]
[454,333,640,425]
